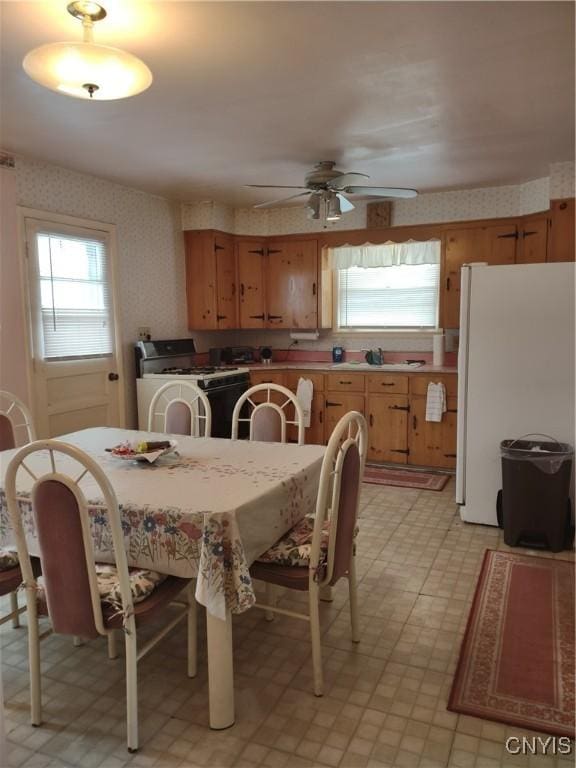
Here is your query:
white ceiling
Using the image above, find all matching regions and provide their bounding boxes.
[1,1,574,207]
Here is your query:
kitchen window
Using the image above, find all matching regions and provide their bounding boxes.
[333,240,441,331]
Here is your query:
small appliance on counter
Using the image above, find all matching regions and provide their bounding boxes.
[209,347,255,365]
[260,347,273,365]
[332,346,344,363]
[365,348,384,365]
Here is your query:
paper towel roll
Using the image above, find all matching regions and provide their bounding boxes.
[433,334,445,366]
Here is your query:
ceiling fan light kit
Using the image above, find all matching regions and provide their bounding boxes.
[22,1,153,101]
[247,161,418,223]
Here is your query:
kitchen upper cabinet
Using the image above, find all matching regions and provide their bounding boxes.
[517,216,549,264]
[443,224,516,328]
[237,241,266,328]
[185,231,237,330]
[548,199,575,262]
[214,233,237,329]
[266,240,318,329]
[367,394,410,464]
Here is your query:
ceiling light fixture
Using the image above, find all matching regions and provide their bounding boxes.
[325,191,342,222]
[22,1,153,100]
[305,193,320,220]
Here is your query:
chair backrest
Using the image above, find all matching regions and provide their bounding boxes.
[309,411,367,587]
[231,383,305,444]
[0,391,36,450]
[148,381,211,437]
[4,440,136,638]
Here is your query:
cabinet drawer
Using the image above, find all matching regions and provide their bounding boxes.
[284,371,325,392]
[325,373,365,392]
[250,371,286,387]
[367,374,408,394]
[410,374,458,397]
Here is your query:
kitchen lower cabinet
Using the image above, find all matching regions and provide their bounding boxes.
[284,371,324,445]
[324,393,364,438]
[409,397,458,468]
[366,395,410,464]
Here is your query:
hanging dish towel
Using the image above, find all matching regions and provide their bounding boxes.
[426,382,446,422]
[296,377,313,428]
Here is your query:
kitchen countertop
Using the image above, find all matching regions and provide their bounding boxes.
[238,362,457,374]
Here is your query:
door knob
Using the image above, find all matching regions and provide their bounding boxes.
[108,372,119,381]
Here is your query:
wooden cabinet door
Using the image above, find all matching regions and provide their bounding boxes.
[443,228,483,328]
[185,231,217,329]
[324,393,364,441]
[517,216,548,264]
[548,199,575,262]
[238,241,266,328]
[215,233,237,329]
[285,371,325,445]
[366,395,409,464]
[409,397,457,468]
[485,224,517,265]
[266,240,318,328]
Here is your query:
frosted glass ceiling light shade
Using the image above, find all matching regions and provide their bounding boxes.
[22,2,152,100]
[326,192,342,221]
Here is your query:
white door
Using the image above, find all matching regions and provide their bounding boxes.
[24,214,124,437]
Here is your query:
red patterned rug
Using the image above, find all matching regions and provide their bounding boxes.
[363,465,450,490]
[448,550,575,737]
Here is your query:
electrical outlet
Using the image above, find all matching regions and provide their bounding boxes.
[137,327,151,341]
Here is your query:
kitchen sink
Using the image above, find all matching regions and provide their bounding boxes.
[329,362,423,371]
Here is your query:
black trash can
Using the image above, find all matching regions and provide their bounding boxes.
[497,434,574,552]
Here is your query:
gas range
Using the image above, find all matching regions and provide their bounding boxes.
[143,366,248,390]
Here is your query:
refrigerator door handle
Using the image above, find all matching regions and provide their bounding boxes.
[455,265,473,505]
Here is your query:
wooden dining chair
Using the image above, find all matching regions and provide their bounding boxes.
[4,440,197,754]
[0,390,37,628]
[231,383,305,444]
[250,411,367,696]
[148,380,211,437]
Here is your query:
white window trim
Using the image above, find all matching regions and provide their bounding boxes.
[17,207,125,426]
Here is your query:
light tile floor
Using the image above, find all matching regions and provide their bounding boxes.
[2,480,574,768]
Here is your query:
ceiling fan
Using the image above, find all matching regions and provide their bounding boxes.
[246,161,418,221]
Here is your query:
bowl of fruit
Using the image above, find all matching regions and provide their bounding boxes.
[107,440,177,463]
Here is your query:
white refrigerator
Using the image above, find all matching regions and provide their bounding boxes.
[456,262,575,525]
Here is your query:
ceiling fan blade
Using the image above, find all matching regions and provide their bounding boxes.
[336,193,355,213]
[245,184,309,190]
[344,186,418,199]
[328,172,370,189]
[253,191,310,209]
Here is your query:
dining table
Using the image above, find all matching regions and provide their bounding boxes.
[0,426,326,730]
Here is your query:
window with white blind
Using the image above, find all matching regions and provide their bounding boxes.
[334,241,441,330]
[33,230,114,360]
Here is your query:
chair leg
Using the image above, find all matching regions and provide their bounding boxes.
[73,635,84,647]
[10,591,19,629]
[348,557,360,644]
[309,583,323,697]
[27,590,42,726]
[107,630,119,660]
[187,582,197,678]
[265,583,276,622]
[125,631,138,752]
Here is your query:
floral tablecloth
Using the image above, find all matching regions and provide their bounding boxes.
[0,427,325,619]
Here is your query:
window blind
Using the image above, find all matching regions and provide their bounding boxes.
[338,263,440,329]
[36,232,113,360]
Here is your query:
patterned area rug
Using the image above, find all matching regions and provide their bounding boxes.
[448,550,575,737]
[363,465,450,490]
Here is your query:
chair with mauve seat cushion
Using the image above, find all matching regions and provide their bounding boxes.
[250,410,367,696]
[148,380,211,437]
[231,383,305,444]
[0,391,37,627]
[5,440,197,754]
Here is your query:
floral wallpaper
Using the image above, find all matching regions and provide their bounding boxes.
[549,161,575,199]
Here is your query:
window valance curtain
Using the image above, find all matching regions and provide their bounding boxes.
[330,239,441,269]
